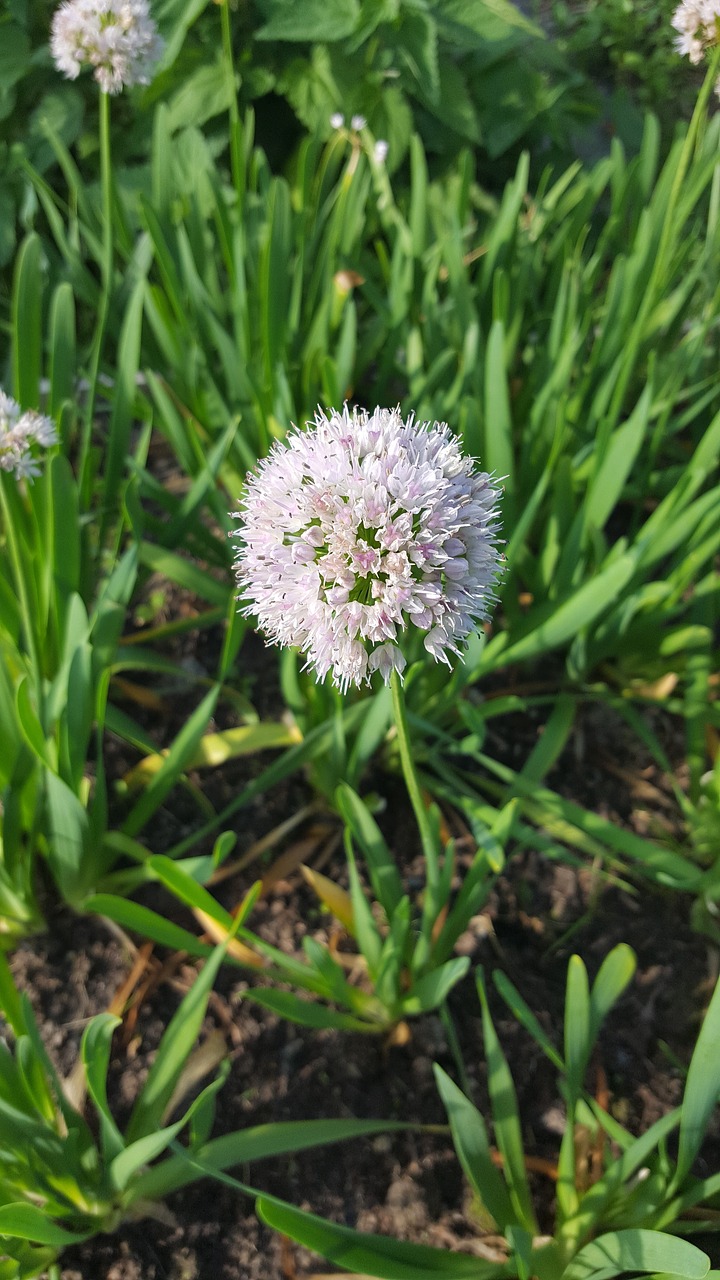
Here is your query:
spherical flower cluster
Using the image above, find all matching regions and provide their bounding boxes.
[672,0,720,80]
[51,0,164,95]
[233,406,502,692]
[0,392,57,481]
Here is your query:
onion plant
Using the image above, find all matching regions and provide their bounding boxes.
[255,948,720,1280]
[0,937,399,1279]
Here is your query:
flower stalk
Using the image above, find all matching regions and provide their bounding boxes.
[390,668,436,870]
[80,89,113,498]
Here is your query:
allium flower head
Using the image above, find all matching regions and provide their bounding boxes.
[51,0,164,94]
[0,391,57,481]
[672,0,720,73]
[233,406,502,692]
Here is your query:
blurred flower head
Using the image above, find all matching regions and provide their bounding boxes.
[51,0,164,94]
[373,139,389,164]
[233,406,502,692]
[329,112,345,129]
[350,114,367,131]
[0,392,57,481]
[672,0,720,73]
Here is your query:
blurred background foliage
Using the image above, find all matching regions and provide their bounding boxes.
[0,0,707,293]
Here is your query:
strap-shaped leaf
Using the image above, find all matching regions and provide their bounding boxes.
[257,1194,505,1279]
[560,1228,710,1280]
[434,1064,514,1233]
[675,975,720,1187]
[477,970,538,1235]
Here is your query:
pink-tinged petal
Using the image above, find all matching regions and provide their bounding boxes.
[232,405,502,689]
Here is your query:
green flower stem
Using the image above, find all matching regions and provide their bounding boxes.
[391,670,471,1080]
[80,89,113,504]
[390,668,437,874]
[220,0,243,197]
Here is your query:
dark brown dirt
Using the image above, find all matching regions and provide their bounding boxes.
[9,810,720,1278]
[5,613,720,1279]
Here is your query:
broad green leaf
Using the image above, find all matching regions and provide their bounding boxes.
[343,838,383,974]
[257,1195,504,1278]
[437,0,543,40]
[138,543,230,607]
[81,1014,125,1164]
[336,783,404,914]
[675,975,720,1187]
[560,1229,710,1280]
[11,234,43,408]
[44,771,90,901]
[99,274,147,544]
[401,958,470,1016]
[85,893,213,956]
[489,552,640,669]
[584,384,652,533]
[572,1108,681,1240]
[255,0,360,41]
[477,971,538,1234]
[434,1064,514,1231]
[260,178,292,378]
[0,1204,89,1247]
[589,945,636,1045]
[564,955,591,1100]
[50,456,81,608]
[125,720,298,788]
[0,953,25,1035]
[126,940,229,1143]
[130,1118,409,1202]
[48,282,76,416]
[14,679,49,767]
[247,988,373,1033]
[484,319,514,502]
[109,1112,196,1192]
[166,59,232,131]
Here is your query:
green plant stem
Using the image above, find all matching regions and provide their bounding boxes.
[220,0,243,197]
[390,669,435,866]
[80,90,113,504]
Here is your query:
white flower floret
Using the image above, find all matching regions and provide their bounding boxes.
[330,112,345,129]
[233,406,502,692]
[0,391,57,481]
[672,0,720,72]
[373,139,389,163]
[351,114,367,130]
[51,0,164,94]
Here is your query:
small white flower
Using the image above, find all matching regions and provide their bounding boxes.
[672,0,720,82]
[373,139,389,163]
[51,0,164,94]
[232,406,502,692]
[0,391,57,481]
[351,114,367,131]
[330,112,345,129]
